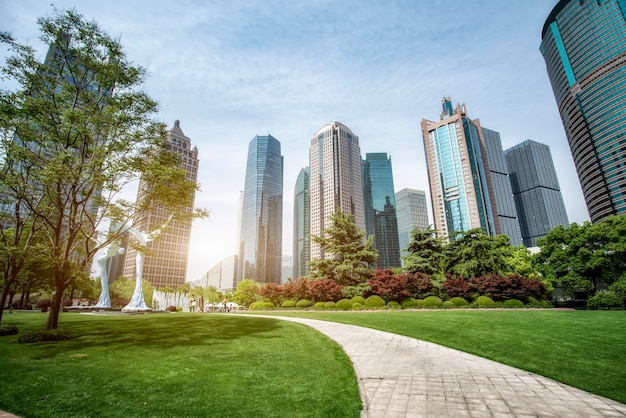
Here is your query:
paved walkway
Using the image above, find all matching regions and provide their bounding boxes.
[254,315,626,418]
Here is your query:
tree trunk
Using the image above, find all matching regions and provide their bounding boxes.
[0,276,13,323]
[47,288,62,330]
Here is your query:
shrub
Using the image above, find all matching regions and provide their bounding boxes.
[364,295,386,308]
[442,301,455,309]
[443,277,473,299]
[166,305,177,312]
[312,302,325,310]
[423,296,443,308]
[401,298,417,309]
[261,302,276,310]
[367,270,433,302]
[525,296,551,308]
[341,283,371,299]
[587,292,624,310]
[0,325,18,336]
[324,301,336,310]
[609,278,626,302]
[17,329,75,343]
[281,300,296,309]
[469,274,547,301]
[259,283,285,307]
[352,303,364,310]
[296,299,313,308]
[35,299,51,309]
[249,301,265,310]
[308,279,344,302]
[350,296,365,306]
[448,297,469,307]
[336,298,353,310]
[503,299,524,308]
[387,301,401,310]
[473,296,496,308]
[415,299,425,308]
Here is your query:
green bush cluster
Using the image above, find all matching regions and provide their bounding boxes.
[442,301,455,309]
[364,295,385,308]
[352,303,363,310]
[503,299,524,308]
[249,301,275,310]
[336,299,353,310]
[448,297,469,307]
[0,325,19,336]
[17,329,75,343]
[473,296,496,308]
[401,298,417,308]
[587,292,624,310]
[387,301,401,310]
[296,299,313,308]
[281,300,296,309]
[423,296,443,308]
[324,301,336,310]
[350,296,365,305]
[312,302,325,310]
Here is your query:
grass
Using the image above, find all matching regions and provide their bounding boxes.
[0,312,361,418]
[268,309,626,404]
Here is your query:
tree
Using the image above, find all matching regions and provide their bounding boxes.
[402,226,447,276]
[231,279,260,307]
[308,210,378,286]
[535,215,626,296]
[0,9,206,329]
[446,229,511,279]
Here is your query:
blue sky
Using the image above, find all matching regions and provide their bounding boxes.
[0,1,589,282]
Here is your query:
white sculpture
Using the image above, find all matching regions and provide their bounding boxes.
[94,239,125,308]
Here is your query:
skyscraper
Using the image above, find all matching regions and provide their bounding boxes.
[421,97,496,239]
[395,188,429,258]
[309,122,365,260]
[123,120,199,288]
[238,134,283,284]
[293,167,310,279]
[504,140,569,247]
[540,0,626,222]
[362,153,400,268]
[481,127,523,246]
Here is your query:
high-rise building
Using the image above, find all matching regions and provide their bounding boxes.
[237,134,283,284]
[197,255,238,292]
[395,188,429,258]
[504,140,569,247]
[421,97,496,239]
[293,167,310,279]
[540,0,626,222]
[309,122,365,260]
[362,153,400,268]
[481,127,523,246]
[123,121,199,288]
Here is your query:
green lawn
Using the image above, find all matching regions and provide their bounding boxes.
[0,312,361,418]
[269,309,626,404]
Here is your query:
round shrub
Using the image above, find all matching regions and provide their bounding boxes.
[448,297,469,307]
[0,325,18,336]
[587,292,624,310]
[352,303,364,310]
[473,296,496,308]
[312,302,325,310]
[324,301,336,310]
[336,298,353,310]
[423,296,443,308]
[364,295,386,308]
[442,301,455,309]
[281,300,296,309]
[296,299,313,308]
[503,299,524,308]
[262,301,276,310]
[401,298,417,309]
[387,301,401,310]
[166,305,177,312]
[415,299,425,308]
[351,296,366,306]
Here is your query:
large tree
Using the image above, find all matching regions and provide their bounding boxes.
[0,9,206,329]
[309,210,377,286]
[446,229,511,279]
[402,225,447,276]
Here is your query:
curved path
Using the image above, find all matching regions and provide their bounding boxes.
[253,315,626,418]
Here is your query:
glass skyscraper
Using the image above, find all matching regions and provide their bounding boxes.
[238,134,283,284]
[362,153,400,268]
[421,97,496,239]
[504,140,569,247]
[395,188,429,259]
[540,0,626,222]
[292,167,310,279]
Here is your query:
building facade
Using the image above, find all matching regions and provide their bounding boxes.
[540,0,626,222]
[197,255,238,292]
[309,122,365,260]
[481,127,523,246]
[395,188,429,259]
[362,153,401,268]
[421,97,496,239]
[123,120,199,288]
[237,134,283,284]
[504,140,569,247]
[292,167,310,279]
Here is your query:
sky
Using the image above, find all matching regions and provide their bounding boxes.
[0,1,590,283]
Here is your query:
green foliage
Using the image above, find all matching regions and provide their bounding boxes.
[402,226,447,275]
[401,298,417,308]
[364,295,385,308]
[447,230,511,279]
[422,296,443,308]
[261,302,275,310]
[17,329,75,343]
[506,246,541,279]
[309,211,378,285]
[350,296,365,305]
[609,277,626,301]
[442,301,455,309]
[312,302,325,310]
[335,299,353,310]
[415,299,425,308]
[351,303,363,310]
[341,283,372,298]
[473,296,496,308]
[386,301,401,310]
[231,279,260,307]
[248,301,264,311]
[586,292,624,310]
[281,300,296,309]
[0,325,18,336]
[448,297,469,307]
[296,299,313,308]
[324,301,336,310]
[503,299,524,308]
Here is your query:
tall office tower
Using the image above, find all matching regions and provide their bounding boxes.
[237,134,283,284]
[362,153,401,268]
[504,140,569,247]
[293,167,310,279]
[123,121,199,288]
[481,128,523,246]
[395,188,429,258]
[421,97,497,239]
[540,0,626,223]
[198,255,238,292]
[309,122,365,260]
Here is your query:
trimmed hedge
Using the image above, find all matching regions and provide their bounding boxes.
[281,300,296,309]
[352,303,364,310]
[351,296,366,306]
[448,297,469,307]
[296,299,313,308]
[336,299,353,310]
[503,299,524,308]
[324,301,336,310]
[401,298,418,309]
[423,296,443,308]
[387,301,401,310]
[473,296,496,308]
[0,325,18,336]
[442,301,455,309]
[312,302,325,310]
